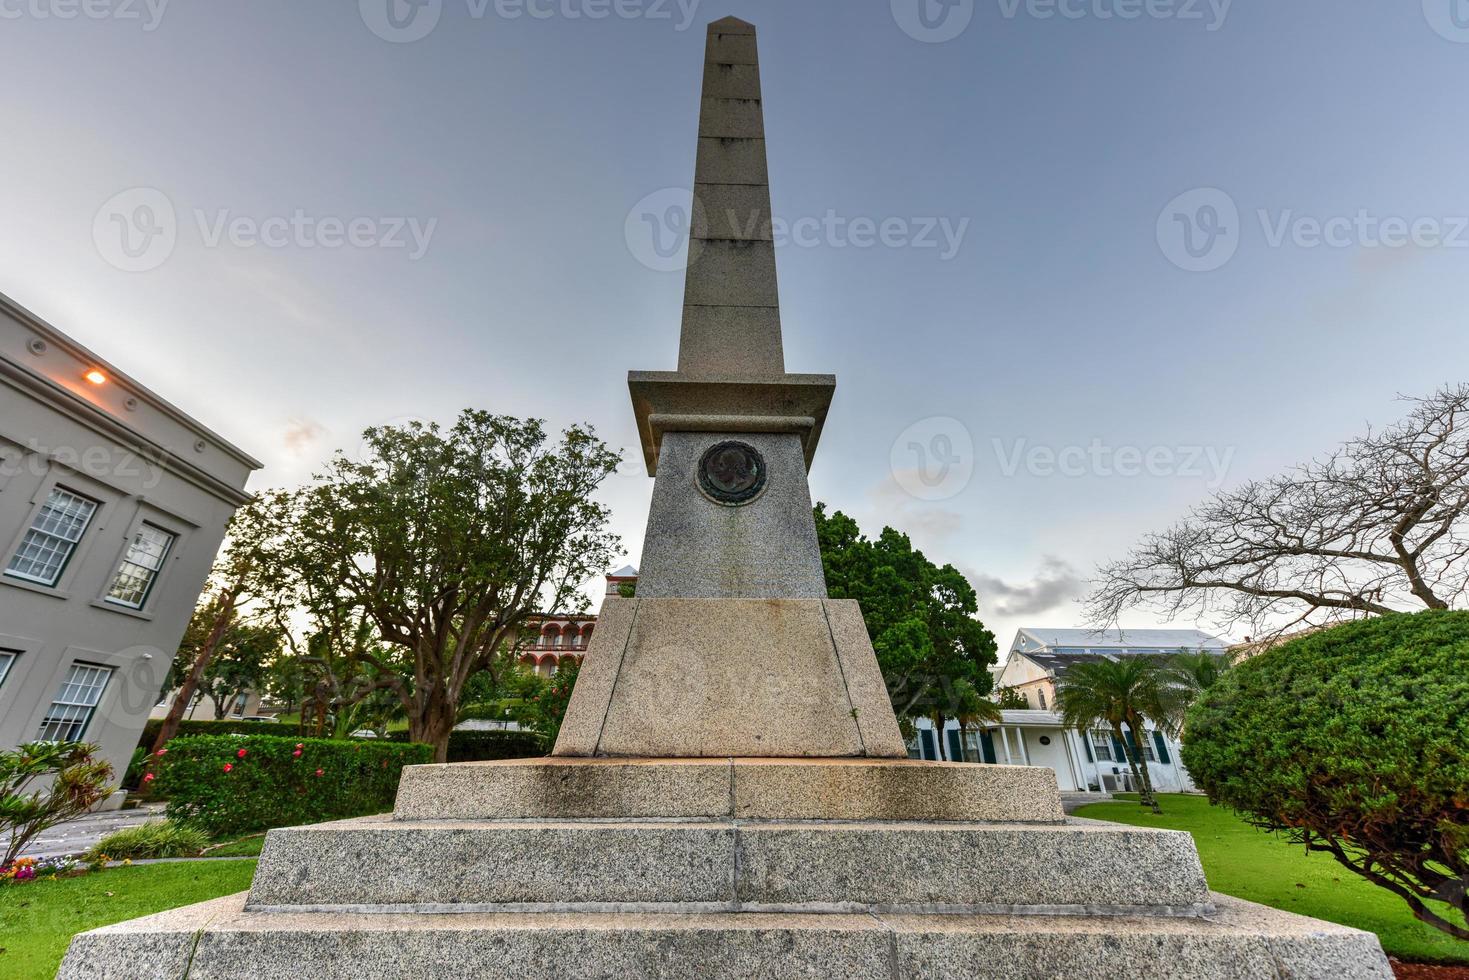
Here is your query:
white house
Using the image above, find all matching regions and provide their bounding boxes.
[911,627,1228,794]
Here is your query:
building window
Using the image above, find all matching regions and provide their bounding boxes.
[5,487,98,587]
[1090,730,1114,762]
[0,649,16,689]
[105,524,176,609]
[1037,689,1047,710]
[1136,734,1157,763]
[37,663,113,742]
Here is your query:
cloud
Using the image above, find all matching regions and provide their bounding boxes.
[865,474,964,543]
[967,556,1085,616]
[282,417,326,456]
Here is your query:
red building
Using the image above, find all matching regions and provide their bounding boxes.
[518,566,636,677]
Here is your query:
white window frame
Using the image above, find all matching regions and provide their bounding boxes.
[37,662,114,742]
[0,649,17,690]
[1090,729,1115,762]
[5,486,99,587]
[104,523,176,609]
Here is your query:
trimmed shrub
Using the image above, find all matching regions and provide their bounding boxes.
[85,820,209,862]
[137,718,294,753]
[385,729,545,763]
[155,735,432,836]
[1182,610,1469,940]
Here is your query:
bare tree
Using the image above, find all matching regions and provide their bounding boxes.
[1089,385,1469,637]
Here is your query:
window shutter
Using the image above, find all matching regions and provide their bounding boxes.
[979,731,996,764]
[1153,732,1171,764]
[919,729,937,760]
[1111,733,1127,762]
[1081,733,1093,762]
[946,729,963,763]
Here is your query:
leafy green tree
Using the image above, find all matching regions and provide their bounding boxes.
[814,505,998,739]
[994,686,1030,709]
[1155,648,1233,735]
[1183,611,1469,940]
[196,619,284,719]
[2,743,114,865]
[284,413,620,762]
[152,490,294,755]
[1056,657,1166,813]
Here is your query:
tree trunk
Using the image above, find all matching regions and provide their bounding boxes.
[409,687,457,764]
[1125,721,1162,814]
[1112,723,1156,811]
[151,591,237,756]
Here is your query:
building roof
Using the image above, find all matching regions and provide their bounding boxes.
[607,565,639,579]
[1014,627,1227,652]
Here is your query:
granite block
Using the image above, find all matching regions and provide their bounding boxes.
[677,305,785,376]
[694,137,769,186]
[683,238,780,308]
[549,597,637,757]
[822,599,908,757]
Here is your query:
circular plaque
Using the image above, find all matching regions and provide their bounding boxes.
[697,441,767,505]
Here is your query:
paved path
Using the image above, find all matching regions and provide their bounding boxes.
[4,802,167,860]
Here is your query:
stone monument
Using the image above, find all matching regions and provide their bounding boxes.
[62,18,1393,979]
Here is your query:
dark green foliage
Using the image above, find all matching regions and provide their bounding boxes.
[136,719,295,753]
[813,505,997,724]
[1182,611,1469,940]
[385,729,545,763]
[155,735,431,836]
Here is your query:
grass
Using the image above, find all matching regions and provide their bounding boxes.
[1076,793,1469,965]
[0,860,256,980]
[202,834,266,858]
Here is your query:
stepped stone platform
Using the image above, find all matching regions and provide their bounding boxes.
[62,891,1391,980]
[61,756,1392,978]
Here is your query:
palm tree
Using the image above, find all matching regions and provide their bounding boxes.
[951,680,1002,762]
[1156,648,1233,735]
[1056,657,1166,814]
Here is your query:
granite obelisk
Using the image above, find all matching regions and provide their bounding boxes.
[552,17,907,760]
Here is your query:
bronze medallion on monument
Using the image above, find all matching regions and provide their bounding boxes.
[697,440,767,505]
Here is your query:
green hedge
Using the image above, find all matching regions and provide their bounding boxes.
[386,729,545,762]
[137,718,295,752]
[155,735,432,836]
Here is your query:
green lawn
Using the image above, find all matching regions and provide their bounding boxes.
[1076,793,1468,965]
[0,860,256,980]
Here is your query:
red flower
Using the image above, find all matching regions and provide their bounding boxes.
[295,743,303,749]
[236,748,248,759]
[314,769,324,777]
[223,763,234,773]
[143,773,155,783]
[292,749,302,758]
[155,748,167,757]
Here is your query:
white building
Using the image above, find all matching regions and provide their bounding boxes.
[0,293,259,803]
[912,627,1228,794]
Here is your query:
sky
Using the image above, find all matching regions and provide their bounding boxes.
[4,0,1468,651]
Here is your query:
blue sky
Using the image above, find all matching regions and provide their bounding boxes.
[4,1,1468,647]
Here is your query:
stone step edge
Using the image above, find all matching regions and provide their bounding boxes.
[59,891,1394,980]
[242,899,1220,919]
[392,757,1067,823]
